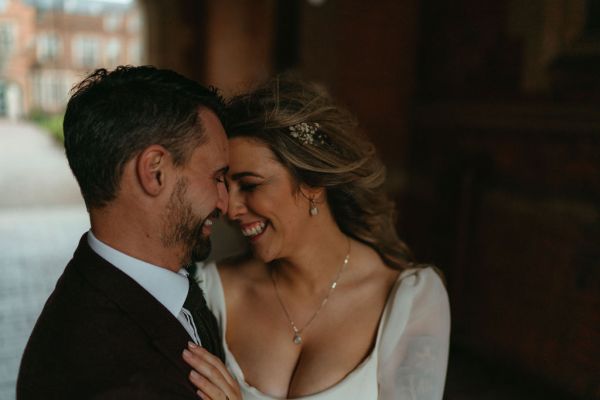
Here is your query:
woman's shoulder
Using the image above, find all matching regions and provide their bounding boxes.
[382,264,450,327]
[395,264,447,291]
[377,264,451,400]
[383,264,448,312]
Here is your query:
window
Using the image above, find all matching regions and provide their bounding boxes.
[37,33,61,63]
[50,78,63,105]
[128,40,141,65]
[72,36,101,68]
[104,14,123,32]
[32,71,71,111]
[0,23,15,61]
[127,13,140,33]
[105,38,121,66]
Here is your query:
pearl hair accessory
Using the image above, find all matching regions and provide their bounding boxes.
[288,122,325,146]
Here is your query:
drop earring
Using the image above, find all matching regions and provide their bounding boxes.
[309,198,319,216]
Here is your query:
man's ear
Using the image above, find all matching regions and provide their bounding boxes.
[136,145,171,196]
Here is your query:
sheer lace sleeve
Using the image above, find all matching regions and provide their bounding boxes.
[377,267,451,400]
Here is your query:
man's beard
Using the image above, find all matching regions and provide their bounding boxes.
[162,178,212,266]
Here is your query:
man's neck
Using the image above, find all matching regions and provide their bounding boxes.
[90,208,182,272]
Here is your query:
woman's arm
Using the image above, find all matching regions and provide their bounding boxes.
[378,267,451,400]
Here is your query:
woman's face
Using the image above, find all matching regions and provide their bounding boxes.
[226,137,311,262]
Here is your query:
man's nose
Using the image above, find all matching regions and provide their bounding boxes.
[216,181,228,215]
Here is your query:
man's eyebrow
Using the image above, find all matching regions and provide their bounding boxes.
[214,166,229,176]
[230,171,263,180]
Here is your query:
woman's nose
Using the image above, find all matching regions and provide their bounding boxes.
[227,189,246,221]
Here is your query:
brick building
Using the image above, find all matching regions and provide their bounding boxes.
[0,0,34,119]
[0,0,142,118]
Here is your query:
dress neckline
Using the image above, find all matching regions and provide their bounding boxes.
[209,262,414,399]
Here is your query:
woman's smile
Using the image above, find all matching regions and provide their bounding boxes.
[240,220,269,242]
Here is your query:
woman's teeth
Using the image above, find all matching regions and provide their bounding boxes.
[204,219,213,227]
[242,221,266,237]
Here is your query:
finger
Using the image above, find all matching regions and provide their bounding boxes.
[187,342,237,388]
[182,348,238,399]
[188,370,208,398]
[189,370,226,400]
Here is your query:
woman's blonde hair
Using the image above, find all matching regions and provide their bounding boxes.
[226,75,413,270]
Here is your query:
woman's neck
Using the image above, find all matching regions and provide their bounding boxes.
[271,215,351,294]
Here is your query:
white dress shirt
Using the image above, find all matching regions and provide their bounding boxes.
[87,231,202,345]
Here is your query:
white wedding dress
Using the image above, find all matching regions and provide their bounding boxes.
[196,262,450,400]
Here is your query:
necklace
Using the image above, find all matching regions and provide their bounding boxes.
[271,242,350,345]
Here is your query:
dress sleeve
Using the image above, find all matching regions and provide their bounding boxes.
[377,267,451,400]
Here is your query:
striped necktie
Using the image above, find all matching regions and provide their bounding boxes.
[183,274,225,362]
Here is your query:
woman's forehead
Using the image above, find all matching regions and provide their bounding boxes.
[227,137,280,173]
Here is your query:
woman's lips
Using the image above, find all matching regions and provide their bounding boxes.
[241,220,268,242]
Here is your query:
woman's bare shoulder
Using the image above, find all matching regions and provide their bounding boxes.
[348,240,401,283]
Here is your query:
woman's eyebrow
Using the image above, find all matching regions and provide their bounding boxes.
[230,171,264,180]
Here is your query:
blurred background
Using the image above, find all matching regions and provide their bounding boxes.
[0,0,598,399]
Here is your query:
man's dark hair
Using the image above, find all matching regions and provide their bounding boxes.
[63,65,226,209]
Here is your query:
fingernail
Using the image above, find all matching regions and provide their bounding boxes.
[188,341,198,349]
[182,349,192,358]
[190,370,200,379]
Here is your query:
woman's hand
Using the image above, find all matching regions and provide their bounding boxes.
[182,342,241,400]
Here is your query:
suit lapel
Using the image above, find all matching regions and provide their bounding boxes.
[70,235,193,378]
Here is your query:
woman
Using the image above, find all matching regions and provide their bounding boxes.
[182,76,450,400]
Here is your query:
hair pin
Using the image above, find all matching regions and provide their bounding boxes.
[288,122,325,146]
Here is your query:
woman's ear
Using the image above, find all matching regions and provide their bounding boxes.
[136,145,170,197]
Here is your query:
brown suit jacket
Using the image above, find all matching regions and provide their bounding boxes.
[17,234,201,399]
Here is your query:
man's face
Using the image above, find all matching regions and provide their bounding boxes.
[161,108,229,266]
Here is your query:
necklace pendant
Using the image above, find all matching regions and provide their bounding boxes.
[293,333,302,345]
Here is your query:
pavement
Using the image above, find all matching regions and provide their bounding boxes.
[0,120,89,400]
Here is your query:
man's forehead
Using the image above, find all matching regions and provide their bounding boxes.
[192,109,228,170]
[197,106,221,126]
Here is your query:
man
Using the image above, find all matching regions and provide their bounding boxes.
[17,66,229,398]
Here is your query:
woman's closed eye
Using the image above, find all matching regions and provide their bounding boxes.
[240,182,259,192]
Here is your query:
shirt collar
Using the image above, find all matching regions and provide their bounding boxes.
[87,230,189,318]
